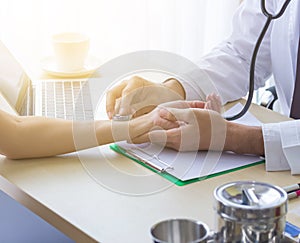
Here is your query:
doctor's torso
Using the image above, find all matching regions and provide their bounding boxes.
[270,0,300,115]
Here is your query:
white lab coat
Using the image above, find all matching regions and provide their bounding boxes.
[180,0,300,174]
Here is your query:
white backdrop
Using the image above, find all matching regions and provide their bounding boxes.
[0,0,240,73]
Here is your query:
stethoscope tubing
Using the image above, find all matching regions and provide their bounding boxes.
[224,0,292,121]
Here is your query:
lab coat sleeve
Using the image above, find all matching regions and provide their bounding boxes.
[262,123,291,172]
[262,120,300,174]
[180,0,274,104]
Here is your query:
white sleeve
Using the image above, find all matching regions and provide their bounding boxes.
[262,123,290,171]
[180,0,274,104]
[262,120,300,174]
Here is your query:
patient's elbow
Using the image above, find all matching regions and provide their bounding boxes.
[0,115,30,159]
[0,144,25,160]
[0,129,27,159]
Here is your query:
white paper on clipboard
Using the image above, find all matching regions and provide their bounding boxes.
[116,103,263,181]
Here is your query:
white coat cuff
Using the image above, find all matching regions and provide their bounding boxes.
[180,81,204,101]
[262,123,290,171]
[177,69,222,103]
[279,121,300,174]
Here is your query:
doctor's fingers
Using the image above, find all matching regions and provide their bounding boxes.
[116,99,157,118]
[114,96,134,116]
[129,98,159,118]
[115,82,165,117]
[130,129,176,148]
[106,80,128,119]
[113,83,146,116]
[114,85,152,116]
[159,100,206,109]
[117,90,191,118]
[106,76,152,118]
[205,93,222,113]
[151,129,182,151]
[158,107,200,124]
[129,115,179,144]
[153,114,180,130]
[132,128,193,151]
[188,100,207,109]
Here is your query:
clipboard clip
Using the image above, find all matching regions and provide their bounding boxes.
[125,148,174,173]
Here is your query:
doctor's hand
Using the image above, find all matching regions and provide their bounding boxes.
[106,76,185,119]
[126,100,206,143]
[132,99,264,156]
[131,99,227,151]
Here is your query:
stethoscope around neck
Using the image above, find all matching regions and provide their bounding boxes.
[225,0,292,121]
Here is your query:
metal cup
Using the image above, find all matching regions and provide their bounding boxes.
[214,181,288,242]
[150,218,210,243]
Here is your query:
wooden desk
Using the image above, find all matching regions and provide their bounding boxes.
[0,101,299,243]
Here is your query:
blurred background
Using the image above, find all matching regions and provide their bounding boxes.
[0,0,240,75]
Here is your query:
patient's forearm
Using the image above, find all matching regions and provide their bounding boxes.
[3,116,105,159]
[1,112,152,159]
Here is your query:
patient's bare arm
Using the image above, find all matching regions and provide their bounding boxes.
[0,106,176,159]
[0,110,99,159]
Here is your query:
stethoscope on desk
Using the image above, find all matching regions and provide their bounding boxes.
[225,0,292,121]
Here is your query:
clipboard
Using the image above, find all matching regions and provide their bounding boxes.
[110,103,265,186]
[110,143,264,186]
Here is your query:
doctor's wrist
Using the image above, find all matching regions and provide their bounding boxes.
[225,122,264,156]
[163,78,186,100]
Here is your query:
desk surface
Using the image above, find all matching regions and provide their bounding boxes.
[0,101,299,243]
